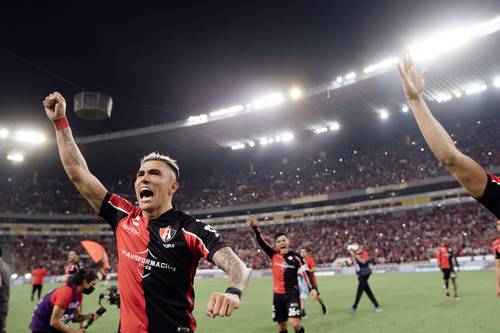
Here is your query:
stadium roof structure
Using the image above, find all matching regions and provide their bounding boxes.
[71,30,500,168]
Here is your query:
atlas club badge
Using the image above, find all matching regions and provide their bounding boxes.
[159,226,177,242]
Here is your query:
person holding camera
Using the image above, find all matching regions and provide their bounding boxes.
[29,270,99,333]
[348,242,382,313]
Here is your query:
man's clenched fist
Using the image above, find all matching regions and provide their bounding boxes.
[43,91,66,121]
[205,292,240,318]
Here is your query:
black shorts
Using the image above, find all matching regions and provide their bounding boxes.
[441,268,456,279]
[272,291,301,323]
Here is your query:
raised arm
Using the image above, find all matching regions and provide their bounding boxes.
[247,218,276,258]
[397,54,488,198]
[43,92,107,212]
[205,246,251,318]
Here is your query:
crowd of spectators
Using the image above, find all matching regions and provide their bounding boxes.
[0,117,498,214]
[9,202,497,274]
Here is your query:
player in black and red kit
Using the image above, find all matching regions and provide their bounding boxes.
[248,218,317,333]
[398,54,500,297]
[43,92,251,332]
[436,238,459,298]
[65,250,83,283]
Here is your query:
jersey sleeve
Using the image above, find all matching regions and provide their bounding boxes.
[493,239,500,259]
[50,287,72,309]
[476,173,500,219]
[183,219,227,263]
[252,227,277,258]
[99,192,136,230]
[295,254,317,290]
[306,257,316,270]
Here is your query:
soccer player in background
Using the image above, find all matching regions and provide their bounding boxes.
[0,248,10,333]
[31,265,49,301]
[299,248,327,316]
[65,250,83,283]
[248,218,317,333]
[30,270,98,333]
[436,238,459,298]
[349,242,382,313]
[397,54,500,296]
[43,92,250,333]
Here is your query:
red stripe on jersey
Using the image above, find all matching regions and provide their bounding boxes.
[116,214,150,333]
[185,259,197,332]
[490,174,500,185]
[272,254,286,294]
[492,238,500,257]
[182,230,209,259]
[109,194,136,215]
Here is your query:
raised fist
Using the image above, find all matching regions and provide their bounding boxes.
[43,91,67,121]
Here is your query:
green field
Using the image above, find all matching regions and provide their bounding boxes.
[8,270,500,333]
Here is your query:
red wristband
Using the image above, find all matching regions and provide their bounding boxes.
[53,117,69,130]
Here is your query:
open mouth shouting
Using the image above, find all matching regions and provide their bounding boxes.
[139,186,155,203]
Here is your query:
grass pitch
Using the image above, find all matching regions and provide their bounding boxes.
[8,270,500,333]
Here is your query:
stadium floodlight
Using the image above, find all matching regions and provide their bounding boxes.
[344,72,356,80]
[454,91,463,98]
[0,128,8,139]
[313,127,328,134]
[401,105,409,113]
[289,87,303,100]
[24,273,32,279]
[436,93,452,103]
[7,152,24,162]
[230,143,245,150]
[363,57,400,74]
[336,76,343,84]
[281,132,294,142]
[494,77,500,88]
[11,273,18,279]
[209,105,244,118]
[14,130,46,145]
[379,109,389,120]
[251,93,285,110]
[409,15,500,62]
[259,137,269,146]
[186,114,208,125]
[330,121,341,131]
[465,83,487,95]
[248,140,255,147]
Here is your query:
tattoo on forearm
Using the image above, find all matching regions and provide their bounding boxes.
[213,247,250,292]
[61,128,83,167]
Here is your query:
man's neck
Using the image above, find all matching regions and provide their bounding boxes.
[142,204,174,220]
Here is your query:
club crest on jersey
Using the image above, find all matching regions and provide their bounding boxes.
[159,226,176,243]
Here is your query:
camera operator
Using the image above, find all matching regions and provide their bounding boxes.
[30,270,99,333]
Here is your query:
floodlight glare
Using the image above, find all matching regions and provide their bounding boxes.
[248,141,255,147]
[0,128,8,139]
[7,152,24,162]
[363,57,399,74]
[24,273,32,279]
[330,122,340,131]
[465,83,487,95]
[281,132,294,142]
[494,77,500,88]
[11,273,18,279]
[251,93,285,110]
[260,138,269,146]
[454,91,463,98]
[186,114,208,125]
[230,143,245,150]
[313,127,328,134]
[345,72,357,80]
[401,105,409,113]
[209,105,244,118]
[15,130,46,145]
[336,76,343,84]
[289,87,303,100]
[379,110,389,120]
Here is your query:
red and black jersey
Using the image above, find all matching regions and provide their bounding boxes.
[99,193,226,333]
[252,227,315,294]
[436,246,458,270]
[477,173,500,221]
[65,261,83,283]
[492,238,500,260]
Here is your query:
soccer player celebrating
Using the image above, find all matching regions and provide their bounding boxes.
[436,238,459,298]
[248,218,317,333]
[65,250,83,283]
[397,54,500,296]
[31,265,49,301]
[29,269,98,333]
[348,242,382,313]
[43,92,250,333]
[299,248,327,315]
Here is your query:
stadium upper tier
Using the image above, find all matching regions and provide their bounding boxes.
[8,201,496,274]
[0,116,497,217]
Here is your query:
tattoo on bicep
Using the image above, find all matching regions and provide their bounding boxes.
[61,128,81,166]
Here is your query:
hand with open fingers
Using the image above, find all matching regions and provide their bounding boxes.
[205,292,240,318]
[43,91,67,121]
[246,217,257,228]
[309,288,318,301]
[396,53,428,101]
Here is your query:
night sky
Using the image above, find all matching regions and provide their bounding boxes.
[2,0,500,136]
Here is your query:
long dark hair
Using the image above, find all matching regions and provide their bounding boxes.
[68,269,98,286]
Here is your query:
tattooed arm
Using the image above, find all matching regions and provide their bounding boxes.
[206,246,251,318]
[44,92,107,213]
